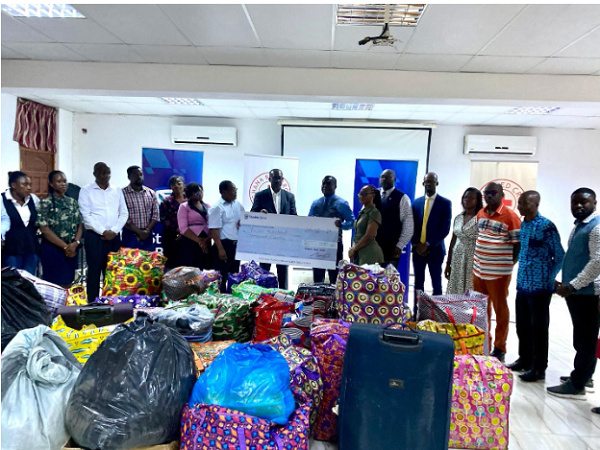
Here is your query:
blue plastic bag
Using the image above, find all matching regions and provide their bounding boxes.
[189,343,295,425]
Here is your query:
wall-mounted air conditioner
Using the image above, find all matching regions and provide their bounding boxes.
[464,135,536,156]
[171,126,237,146]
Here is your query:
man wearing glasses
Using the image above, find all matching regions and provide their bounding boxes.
[473,182,521,362]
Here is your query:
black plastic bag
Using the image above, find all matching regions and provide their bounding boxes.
[65,316,196,450]
[1,267,52,351]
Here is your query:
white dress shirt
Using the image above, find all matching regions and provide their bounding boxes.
[3,189,40,227]
[79,182,129,235]
[208,198,245,240]
[271,188,282,214]
[380,186,414,250]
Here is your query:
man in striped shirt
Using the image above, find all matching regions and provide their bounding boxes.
[473,182,521,362]
[122,165,159,251]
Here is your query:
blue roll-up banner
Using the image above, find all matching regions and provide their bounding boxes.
[354,158,418,291]
[142,148,204,252]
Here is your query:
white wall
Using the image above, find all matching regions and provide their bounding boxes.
[1,93,20,191]
[70,114,281,202]
[57,108,73,178]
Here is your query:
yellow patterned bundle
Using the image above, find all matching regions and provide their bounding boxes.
[66,284,87,306]
[51,315,129,364]
[416,319,485,355]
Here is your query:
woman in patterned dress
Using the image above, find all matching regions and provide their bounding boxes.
[444,187,483,294]
[37,170,83,286]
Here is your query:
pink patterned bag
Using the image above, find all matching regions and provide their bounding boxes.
[310,318,351,442]
[180,397,310,450]
[449,355,513,450]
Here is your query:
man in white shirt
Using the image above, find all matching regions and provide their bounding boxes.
[209,181,245,292]
[79,162,128,302]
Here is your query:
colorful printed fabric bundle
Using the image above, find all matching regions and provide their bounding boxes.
[180,397,310,450]
[17,269,68,316]
[102,247,167,297]
[262,334,324,428]
[94,294,161,308]
[187,292,257,342]
[296,283,338,318]
[232,279,294,301]
[51,315,122,364]
[335,261,407,325]
[449,355,513,449]
[66,284,87,306]
[188,340,236,374]
[310,318,352,442]
[416,319,486,355]
[416,290,490,355]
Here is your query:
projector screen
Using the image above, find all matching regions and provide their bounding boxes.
[282,125,432,217]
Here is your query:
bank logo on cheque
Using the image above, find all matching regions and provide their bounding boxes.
[248,172,292,204]
[480,178,524,212]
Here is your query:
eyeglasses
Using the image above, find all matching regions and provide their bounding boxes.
[484,190,498,196]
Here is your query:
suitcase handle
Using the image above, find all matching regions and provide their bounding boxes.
[77,306,113,323]
[381,329,423,351]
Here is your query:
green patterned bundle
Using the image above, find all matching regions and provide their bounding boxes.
[231,280,294,301]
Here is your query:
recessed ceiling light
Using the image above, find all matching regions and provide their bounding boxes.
[337,4,426,27]
[1,4,85,18]
[508,106,561,115]
[161,98,204,106]
[332,103,374,111]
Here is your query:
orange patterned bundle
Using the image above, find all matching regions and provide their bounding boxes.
[102,247,167,297]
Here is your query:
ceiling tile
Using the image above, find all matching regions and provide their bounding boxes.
[440,112,500,125]
[288,108,331,118]
[461,105,516,114]
[372,104,422,112]
[409,111,454,121]
[405,4,524,55]
[367,110,416,120]
[130,45,207,65]
[460,56,544,74]
[1,44,28,59]
[199,47,266,66]
[551,106,600,116]
[245,100,288,108]
[263,48,331,68]
[396,54,472,72]
[523,115,580,128]
[418,104,468,113]
[333,24,414,52]
[132,103,181,115]
[331,51,397,70]
[246,4,333,50]
[21,17,122,44]
[207,106,257,119]
[251,107,293,119]
[119,97,166,104]
[561,116,600,129]
[160,4,260,48]
[526,57,600,75]
[168,105,219,117]
[480,114,537,126]
[200,99,246,107]
[1,14,54,42]
[329,109,371,119]
[74,4,188,45]
[5,42,87,61]
[482,4,600,57]
[287,101,332,110]
[58,100,118,114]
[64,43,145,62]
[557,26,600,58]
[101,103,149,115]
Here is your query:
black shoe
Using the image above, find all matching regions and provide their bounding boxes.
[490,347,506,363]
[547,379,586,400]
[506,359,529,372]
[559,376,594,393]
[519,370,545,382]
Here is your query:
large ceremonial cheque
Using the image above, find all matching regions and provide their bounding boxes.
[236,212,339,269]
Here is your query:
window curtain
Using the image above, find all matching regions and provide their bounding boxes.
[13,98,58,153]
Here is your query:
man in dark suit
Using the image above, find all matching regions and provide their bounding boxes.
[250,168,297,289]
[412,172,452,302]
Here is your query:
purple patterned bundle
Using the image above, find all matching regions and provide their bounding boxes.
[95,294,161,308]
[227,261,278,292]
[180,394,310,450]
[310,319,351,442]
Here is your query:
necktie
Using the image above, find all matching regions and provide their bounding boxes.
[420,196,430,244]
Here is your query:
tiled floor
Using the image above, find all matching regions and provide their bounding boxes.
[289,269,600,450]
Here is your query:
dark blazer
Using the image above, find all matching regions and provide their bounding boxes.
[251,188,297,215]
[411,194,452,254]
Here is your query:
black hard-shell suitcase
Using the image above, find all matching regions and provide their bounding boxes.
[57,303,134,330]
[338,323,455,450]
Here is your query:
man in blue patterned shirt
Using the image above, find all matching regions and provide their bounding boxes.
[308,176,355,283]
[506,191,564,382]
